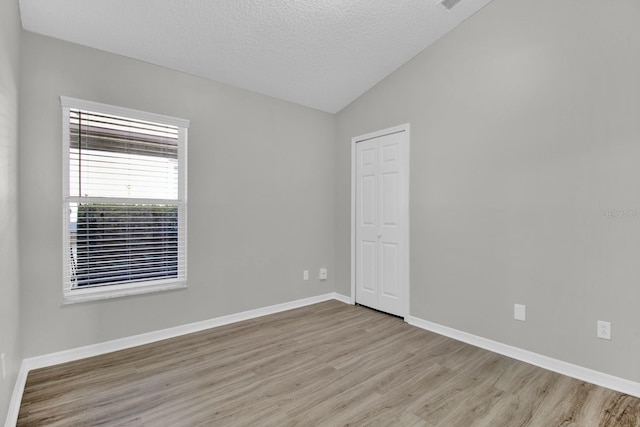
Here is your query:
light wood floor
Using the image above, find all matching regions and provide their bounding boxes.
[18,300,640,426]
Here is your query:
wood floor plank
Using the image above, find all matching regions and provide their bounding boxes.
[16,300,640,426]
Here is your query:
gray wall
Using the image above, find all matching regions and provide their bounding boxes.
[0,0,22,424]
[19,32,336,358]
[11,0,640,410]
[336,0,640,382]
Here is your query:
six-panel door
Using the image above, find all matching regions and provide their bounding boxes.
[355,131,406,317]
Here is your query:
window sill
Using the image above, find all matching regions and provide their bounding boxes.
[63,280,187,305]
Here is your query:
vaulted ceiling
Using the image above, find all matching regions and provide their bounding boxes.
[19,0,494,113]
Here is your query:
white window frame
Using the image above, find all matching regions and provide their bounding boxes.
[61,96,189,304]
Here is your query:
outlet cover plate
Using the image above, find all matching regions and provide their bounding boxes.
[597,320,611,340]
[514,304,526,321]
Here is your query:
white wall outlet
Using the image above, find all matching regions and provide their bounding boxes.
[597,320,611,340]
[514,304,526,321]
[303,270,309,281]
[319,268,328,280]
[1,353,5,382]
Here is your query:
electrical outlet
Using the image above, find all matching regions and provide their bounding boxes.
[1,353,5,382]
[303,270,309,281]
[597,320,611,340]
[319,268,328,280]
[514,304,526,321]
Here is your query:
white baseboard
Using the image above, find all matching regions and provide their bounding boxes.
[332,292,352,304]
[407,315,640,399]
[4,292,350,427]
[4,361,29,427]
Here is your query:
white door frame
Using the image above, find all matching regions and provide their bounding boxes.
[351,123,410,320]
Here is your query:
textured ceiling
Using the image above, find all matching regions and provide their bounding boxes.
[19,0,494,113]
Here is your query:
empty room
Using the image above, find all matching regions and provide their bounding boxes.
[1,0,640,425]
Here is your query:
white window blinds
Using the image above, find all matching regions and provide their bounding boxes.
[62,97,188,300]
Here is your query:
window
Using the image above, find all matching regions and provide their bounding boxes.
[61,97,188,303]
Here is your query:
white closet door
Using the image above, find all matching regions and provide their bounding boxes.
[355,130,406,317]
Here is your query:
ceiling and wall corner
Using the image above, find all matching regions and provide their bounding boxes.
[18,28,338,359]
[335,0,640,383]
[10,0,640,412]
[18,0,494,114]
[14,0,506,372]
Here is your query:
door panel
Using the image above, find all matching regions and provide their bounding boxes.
[382,172,399,226]
[381,243,399,297]
[361,146,377,167]
[360,241,376,292]
[361,175,376,226]
[356,138,380,310]
[381,143,399,164]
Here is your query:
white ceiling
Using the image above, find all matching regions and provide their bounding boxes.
[19,0,494,113]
